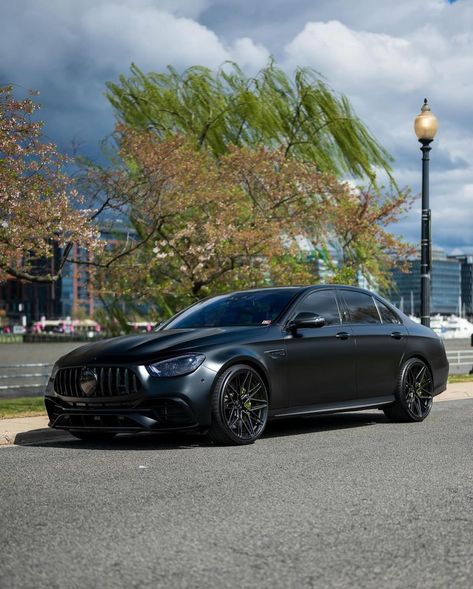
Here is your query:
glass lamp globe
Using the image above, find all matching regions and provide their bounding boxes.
[414,99,438,141]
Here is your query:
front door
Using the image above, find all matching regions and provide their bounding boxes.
[283,289,357,408]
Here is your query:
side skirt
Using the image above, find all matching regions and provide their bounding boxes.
[269,395,395,420]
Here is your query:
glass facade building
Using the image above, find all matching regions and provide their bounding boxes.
[59,244,95,319]
[448,253,473,316]
[390,249,461,316]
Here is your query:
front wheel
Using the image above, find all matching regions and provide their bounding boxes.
[207,364,269,445]
[383,358,433,422]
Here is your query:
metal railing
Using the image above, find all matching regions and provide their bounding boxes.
[0,363,53,392]
[0,335,24,344]
[0,351,471,395]
[446,350,473,373]
[0,333,109,344]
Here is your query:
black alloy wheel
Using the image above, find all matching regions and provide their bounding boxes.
[383,358,434,422]
[70,431,117,442]
[208,364,269,445]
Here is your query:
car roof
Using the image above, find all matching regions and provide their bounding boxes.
[225,284,376,296]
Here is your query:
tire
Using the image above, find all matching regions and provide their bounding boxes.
[69,431,117,442]
[207,364,269,445]
[383,358,434,423]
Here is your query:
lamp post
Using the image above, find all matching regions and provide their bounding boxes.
[414,99,438,327]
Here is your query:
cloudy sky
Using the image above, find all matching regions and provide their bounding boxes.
[1,0,472,252]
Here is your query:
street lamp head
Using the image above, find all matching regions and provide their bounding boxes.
[414,98,438,142]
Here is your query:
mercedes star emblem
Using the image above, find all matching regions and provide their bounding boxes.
[80,367,97,397]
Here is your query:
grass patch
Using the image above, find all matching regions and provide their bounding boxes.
[448,374,473,384]
[0,396,46,419]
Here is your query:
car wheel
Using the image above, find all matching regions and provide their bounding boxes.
[69,431,117,442]
[383,358,434,422]
[208,364,269,445]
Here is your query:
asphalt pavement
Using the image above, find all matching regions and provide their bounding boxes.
[1,400,472,589]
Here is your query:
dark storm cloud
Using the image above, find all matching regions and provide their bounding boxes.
[0,0,267,159]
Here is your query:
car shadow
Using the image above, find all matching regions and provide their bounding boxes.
[14,428,211,451]
[263,410,387,439]
[15,410,388,451]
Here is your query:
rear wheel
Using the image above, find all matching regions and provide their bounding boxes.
[69,431,117,442]
[208,364,269,445]
[383,358,433,422]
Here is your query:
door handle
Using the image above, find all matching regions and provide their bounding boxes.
[264,349,287,359]
[390,331,403,340]
[336,332,351,340]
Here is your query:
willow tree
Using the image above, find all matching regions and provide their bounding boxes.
[94,61,411,325]
[106,62,393,183]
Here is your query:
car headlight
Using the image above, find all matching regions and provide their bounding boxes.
[146,354,205,377]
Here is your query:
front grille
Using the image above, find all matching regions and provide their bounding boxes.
[54,367,141,398]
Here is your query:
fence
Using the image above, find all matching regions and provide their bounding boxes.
[23,334,107,343]
[0,350,471,397]
[0,334,108,344]
[446,350,473,375]
[0,335,23,344]
[0,363,53,396]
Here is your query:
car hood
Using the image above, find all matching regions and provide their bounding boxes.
[56,327,268,366]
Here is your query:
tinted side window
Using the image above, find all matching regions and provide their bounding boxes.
[376,300,401,324]
[342,291,381,324]
[295,290,341,325]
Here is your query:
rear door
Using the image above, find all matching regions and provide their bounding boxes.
[283,288,357,407]
[338,289,407,400]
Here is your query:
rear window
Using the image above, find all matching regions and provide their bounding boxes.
[342,291,381,324]
[376,300,401,324]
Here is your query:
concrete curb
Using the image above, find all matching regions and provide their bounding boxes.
[0,428,73,446]
[0,416,73,447]
[1,387,472,447]
[0,431,15,446]
[436,381,473,402]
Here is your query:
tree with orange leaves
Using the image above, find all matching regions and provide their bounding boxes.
[88,125,412,321]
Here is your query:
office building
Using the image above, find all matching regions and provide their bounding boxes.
[390,248,461,315]
[448,250,473,316]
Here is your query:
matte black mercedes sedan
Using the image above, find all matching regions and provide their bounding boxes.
[45,285,449,445]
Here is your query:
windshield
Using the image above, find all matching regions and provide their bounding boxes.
[162,289,299,329]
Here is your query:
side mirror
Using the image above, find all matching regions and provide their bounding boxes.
[288,312,326,333]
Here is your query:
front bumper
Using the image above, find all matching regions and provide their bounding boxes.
[45,364,217,433]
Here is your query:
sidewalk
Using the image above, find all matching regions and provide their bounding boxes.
[437,381,473,402]
[1,383,472,446]
[0,415,70,446]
